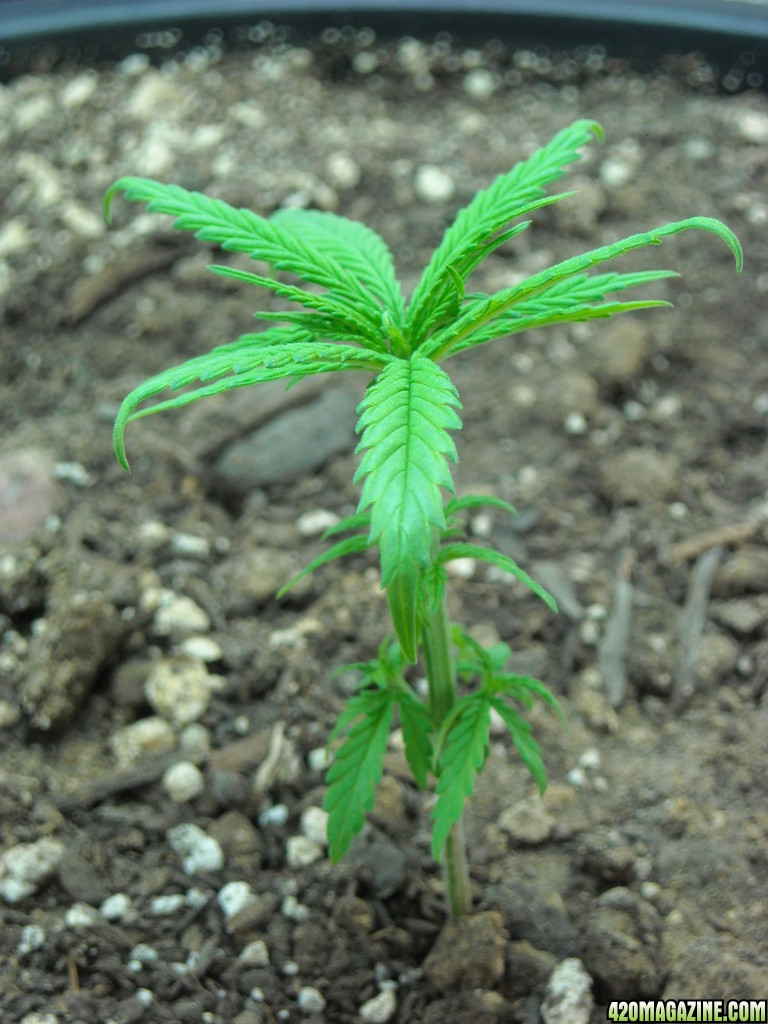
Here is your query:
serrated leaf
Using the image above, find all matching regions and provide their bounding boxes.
[438,542,557,612]
[113,330,385,470]
[406,119,602,340]
[395,686,434,789]
[324,687,394,861]
[277,533,372,597]
[488,696,548,792]
[271,207,405,325]
[208,263,384,347]
[490,674,565,723]
[105,177,383,318]
[443,494,517,520]
[354,354,463,659]
[321,511,372,538]
[431,693,492,859]
[424,218,743,360]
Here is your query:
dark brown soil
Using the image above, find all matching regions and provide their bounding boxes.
[1,25,767,1024]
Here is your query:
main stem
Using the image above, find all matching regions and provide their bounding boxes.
[421,593,472,918]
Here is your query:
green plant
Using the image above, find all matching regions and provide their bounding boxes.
[106,119,742,918]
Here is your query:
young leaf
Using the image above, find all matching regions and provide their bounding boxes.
[395,685,434,789]
[443,494,517,520]
[354,354,463,659]
[406,119,602,339]
[438,542,557,613]
[423,217,743,360]
[277,532,372,598]
[271,207,405,325]
[113,330,385,471]
[207,263,385,348]
[488,696,548,792]
[324,687,395,861]
[431,692,492,859]
[105,177,383,317]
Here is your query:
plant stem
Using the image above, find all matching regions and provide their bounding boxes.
[421,592,472,918]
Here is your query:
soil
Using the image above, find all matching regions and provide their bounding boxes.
[1,23,767,1024]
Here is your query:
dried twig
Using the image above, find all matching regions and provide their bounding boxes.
[598,551,635,707]
[673,545,724,707]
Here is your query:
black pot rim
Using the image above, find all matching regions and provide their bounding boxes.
[1,0,767,87]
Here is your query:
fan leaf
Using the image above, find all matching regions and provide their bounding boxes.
[354,354,463,659]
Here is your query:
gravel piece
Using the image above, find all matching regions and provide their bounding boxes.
[0,837,65,904]
[167,823,224,875]
[162,760,205,802]
[541,958,594,1024]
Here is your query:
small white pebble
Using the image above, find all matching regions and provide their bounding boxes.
[218,880,256,920]
[470,512,493,538]
[100,893,132,921]
[297,987,326,1013]
[170,532,210,558]
[282,894,310,921]
[18,923,46,954]
[162,761,205,803]
[153,595,210,636]
[259,804,289,827]
[307,746,331,773]
[178,636,223,663]
[0,699,22,728]
[563,411,587,435]
[167,823,224,875]
[578,619,600,646]
[136,989,155,1007]
[150,893,186,916]
[282,960,300,976]
[186,887,209,909]
[178,723,211,756]
[445,557,475,579]
[239,940,270,967]
[300,806,329,847]
[111,716,176,768]
[359,987,398,1023]
[53,461,94,487]
[578,748,601,771]
[414,164,455,203]
[65,903,101,928]
[0,837,65,904]
[296,508,340,536]
[599,157,633,188]
[463,67,497,99]
[567,767,588,788]
[286,835,323,868]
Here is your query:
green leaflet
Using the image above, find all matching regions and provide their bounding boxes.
[431,692,492,859]
[438,542,557,612]
[104,177,381,317]
[277,532,372,598]
[354,354,463,660]
[112,331,385,470]
[488,697,548,793]
[406,119,602,340]
[324,686,394,861]
[271,207,405,325]
[423,217,743,360]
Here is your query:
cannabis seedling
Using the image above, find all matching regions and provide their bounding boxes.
[106,120,742,918]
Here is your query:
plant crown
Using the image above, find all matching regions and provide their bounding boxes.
[106,120,742,868]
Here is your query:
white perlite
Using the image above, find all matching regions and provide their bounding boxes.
[541,958,594,1024]
[110,715,176,767]
[162,761,205,803]
[239,940,270,967]
[285,835,323,868]
[359,988,398,1023]
[217,880,257,920]
[144,657,213,726]
[414,164,455,203]
[167,823,224,875]
[0,837,65,904]
[297,987,326,1013]
[153,593,211,635]
[300,806,329,847]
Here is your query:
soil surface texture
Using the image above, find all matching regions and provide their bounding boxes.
[0,24,767,1024]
